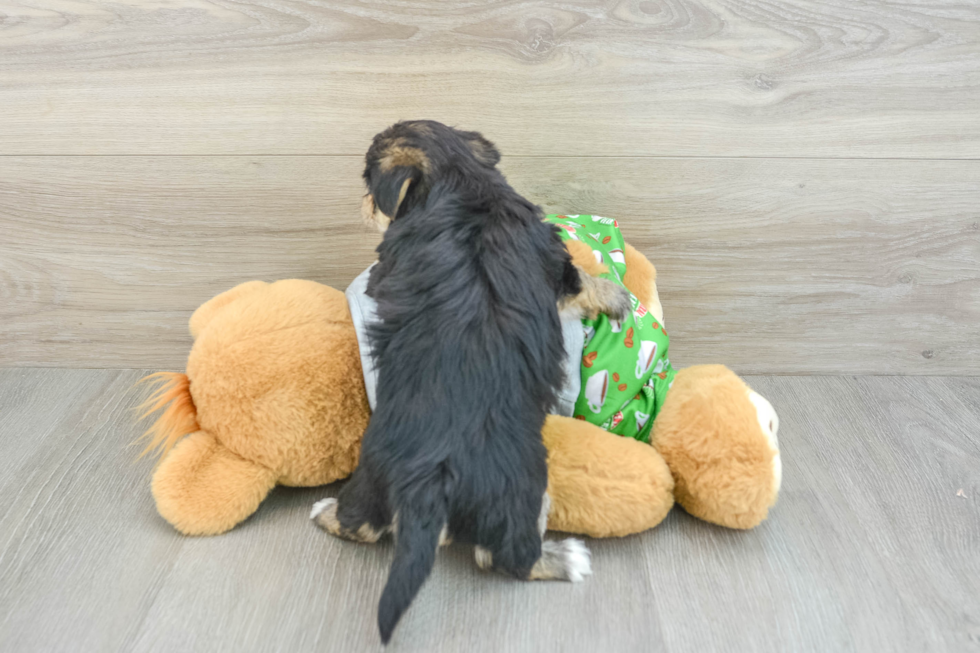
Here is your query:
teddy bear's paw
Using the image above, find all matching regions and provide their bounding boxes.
[530,538,593,582]
[748,391,782,497]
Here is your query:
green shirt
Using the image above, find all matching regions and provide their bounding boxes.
[546,215,676,443]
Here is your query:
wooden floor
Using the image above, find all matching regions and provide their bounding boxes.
[0,368,977,652]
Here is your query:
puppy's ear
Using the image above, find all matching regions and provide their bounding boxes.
[464,133,500,167]
[369,165,422,220]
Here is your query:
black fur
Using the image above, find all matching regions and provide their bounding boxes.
[336,121,581,644]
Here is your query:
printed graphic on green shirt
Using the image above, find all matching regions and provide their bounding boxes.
[546,215,676,443]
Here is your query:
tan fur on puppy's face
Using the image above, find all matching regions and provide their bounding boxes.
[361,193,388,232]
[362,193,392,233]
[361,177,411,234]
[362,132,434,232]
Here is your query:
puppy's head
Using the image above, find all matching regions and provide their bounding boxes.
[361,120,501,232]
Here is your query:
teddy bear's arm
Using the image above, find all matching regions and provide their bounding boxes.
[564,239,609,277]
[622,243,664,324]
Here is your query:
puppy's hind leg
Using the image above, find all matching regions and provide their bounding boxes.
[527,539,592,582]
[529,492,592,582]
[475,492,592,582]
[311,465,391,543]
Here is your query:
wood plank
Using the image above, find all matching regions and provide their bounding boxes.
[690,375,980,652]
[1,370,977,651]
[0,155,377,368]
[527,157,980,375]
[2,155,978,373]
[0,369,185,653]
[1,0,979,157]
[126,485,667,652]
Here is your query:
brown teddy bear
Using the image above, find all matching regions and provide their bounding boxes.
[138,237,780,538]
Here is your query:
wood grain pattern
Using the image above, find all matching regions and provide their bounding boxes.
[1,0,979,156]
[0,155,379,368]
[0,369,186,652]
[0,370,977,651]
[2,155,977,373]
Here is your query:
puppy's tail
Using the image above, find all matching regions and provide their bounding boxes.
[378,470,448,644]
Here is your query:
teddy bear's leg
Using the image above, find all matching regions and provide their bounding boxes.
[542,415,675,538]
[652,365,781,530]
[152,429,278,536]
[188,280,268,339]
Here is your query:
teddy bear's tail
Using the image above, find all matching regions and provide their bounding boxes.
[134,372,199,460]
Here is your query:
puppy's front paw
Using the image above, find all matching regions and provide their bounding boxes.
[560,269,633,321]
[594,278,632,321]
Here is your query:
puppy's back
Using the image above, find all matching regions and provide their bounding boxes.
[366,187,567,448]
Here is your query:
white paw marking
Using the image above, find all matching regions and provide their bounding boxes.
[558,538,592,582]
[538,493,551,537]
[749,391,782,497]
[474,546,493,570]
[310,497,337,520]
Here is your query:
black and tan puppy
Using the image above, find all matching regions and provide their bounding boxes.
[312,121,627,644]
